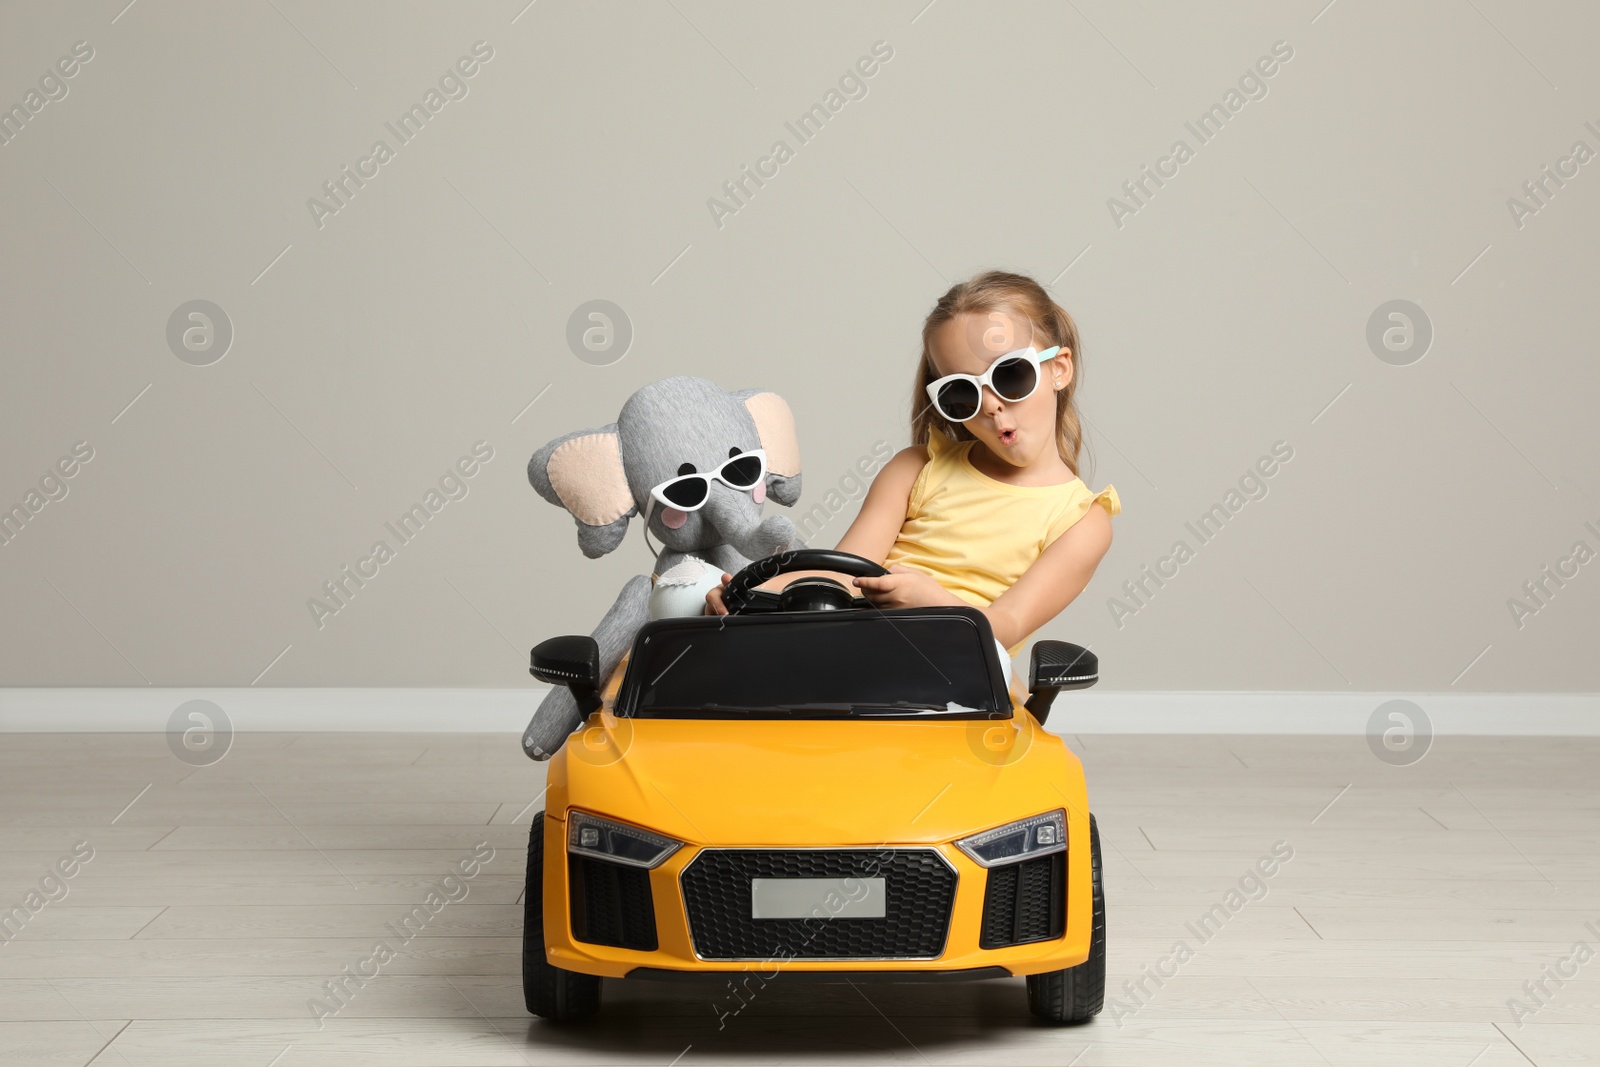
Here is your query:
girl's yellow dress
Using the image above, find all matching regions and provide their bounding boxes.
[884,432,1120,664]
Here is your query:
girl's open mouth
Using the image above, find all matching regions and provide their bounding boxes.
[997,428,1018,446]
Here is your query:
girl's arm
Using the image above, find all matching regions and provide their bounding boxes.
[830,445,927,564]
[705,446,927,613]
[980,505,1113,651]
[850,495,1114,648]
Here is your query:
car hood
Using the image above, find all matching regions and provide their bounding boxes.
[550,715,1086,847]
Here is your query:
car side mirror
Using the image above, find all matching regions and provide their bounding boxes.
[1024,641,1098,725]
[530,635,603,717]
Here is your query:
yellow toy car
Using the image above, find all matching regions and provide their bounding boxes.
[523,549,1105,1024]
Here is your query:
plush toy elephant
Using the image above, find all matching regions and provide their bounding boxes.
[522,376,804,759]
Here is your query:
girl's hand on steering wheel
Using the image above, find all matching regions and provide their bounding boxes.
[704,572,733,616]
[852,564,958,610]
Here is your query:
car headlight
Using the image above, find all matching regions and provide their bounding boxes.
[954,810,1067,868]
[566,811,683,869]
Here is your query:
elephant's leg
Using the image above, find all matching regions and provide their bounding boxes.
[522,686,581,762]
[522,574,652,760]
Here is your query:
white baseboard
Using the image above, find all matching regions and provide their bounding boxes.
[1,688,1597,735]
[0,688,536,734]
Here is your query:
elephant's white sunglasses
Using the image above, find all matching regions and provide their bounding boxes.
[649,449,767,511]
[925,346,1061,423]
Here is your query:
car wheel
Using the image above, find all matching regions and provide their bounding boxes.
[1026,813,1105,1024]
[522,813,602,1021]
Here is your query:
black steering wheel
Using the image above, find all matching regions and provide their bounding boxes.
[722,548,890,615]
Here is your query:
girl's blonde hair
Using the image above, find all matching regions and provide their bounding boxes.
[913,270,1089,476]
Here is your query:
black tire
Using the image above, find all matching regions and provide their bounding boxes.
[522,814,602,1021]
[1026,813,1105,1024]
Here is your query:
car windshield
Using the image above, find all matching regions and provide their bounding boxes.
[620,610,1007,720]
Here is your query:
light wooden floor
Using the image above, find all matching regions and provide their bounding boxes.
[1,730,1596,1066]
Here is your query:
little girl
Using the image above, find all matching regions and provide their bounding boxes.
[707,270,1120,696]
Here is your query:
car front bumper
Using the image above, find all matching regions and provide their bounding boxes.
[542,810,1095,980]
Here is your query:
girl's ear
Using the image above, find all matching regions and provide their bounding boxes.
[1049,348,1074,390]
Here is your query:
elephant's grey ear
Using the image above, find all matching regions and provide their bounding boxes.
[733,389,803,508]
[528,425,637,559]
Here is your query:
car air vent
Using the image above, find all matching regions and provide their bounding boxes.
[569,855,658,951]
[979,852,1065,949]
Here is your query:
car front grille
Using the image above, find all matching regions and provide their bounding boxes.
[569,855,658,951]
[979,852,1065,949]
[680,849,956,960]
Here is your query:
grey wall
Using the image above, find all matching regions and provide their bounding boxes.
[1,1,1595,692]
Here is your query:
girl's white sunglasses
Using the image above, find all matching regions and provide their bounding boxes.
[649,449,767,511]
[925,346,1060,423]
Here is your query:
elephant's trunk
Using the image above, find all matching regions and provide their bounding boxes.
[699,485,797,561]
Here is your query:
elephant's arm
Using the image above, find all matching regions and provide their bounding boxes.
[590,573,653,677]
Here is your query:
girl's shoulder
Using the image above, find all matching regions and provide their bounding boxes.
[923,432,960,461]
[1044,482,1121,546]
[882,442,931,475]
[890,440,939,517]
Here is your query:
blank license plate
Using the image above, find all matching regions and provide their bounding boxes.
[750,877,886,919]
